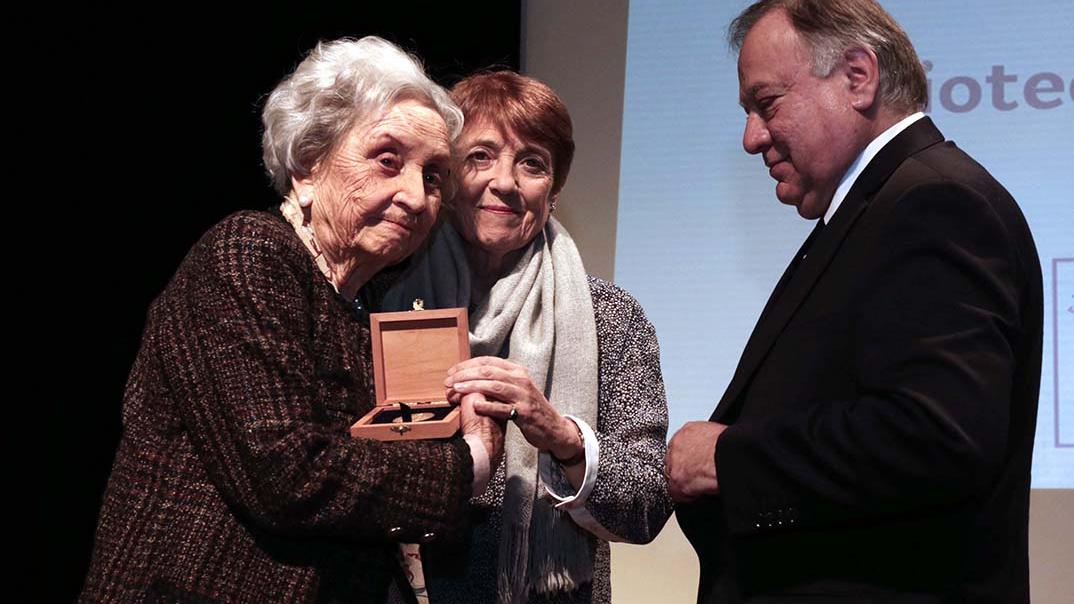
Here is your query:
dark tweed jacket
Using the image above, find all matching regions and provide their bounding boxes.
[80,211,474,604]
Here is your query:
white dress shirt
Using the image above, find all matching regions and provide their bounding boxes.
[825,112,925,224]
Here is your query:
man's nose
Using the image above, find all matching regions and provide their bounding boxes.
[742,113,771,155]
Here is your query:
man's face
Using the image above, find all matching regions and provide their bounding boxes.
[738,10,866,219]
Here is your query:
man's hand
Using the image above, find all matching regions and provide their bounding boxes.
[666,421,728,502]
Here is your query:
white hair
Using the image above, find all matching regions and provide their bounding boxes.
[261,36,464,195]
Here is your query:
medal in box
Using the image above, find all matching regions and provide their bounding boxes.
[350,305,469,441]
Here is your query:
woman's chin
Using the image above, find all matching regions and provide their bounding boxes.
[474,231,526,255]
[356,234,417,267]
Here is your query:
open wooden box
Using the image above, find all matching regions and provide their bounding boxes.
[350,307,469,441]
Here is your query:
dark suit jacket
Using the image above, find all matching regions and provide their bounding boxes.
[677,118,1043,604]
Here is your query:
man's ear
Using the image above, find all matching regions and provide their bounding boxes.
[843,45,881,112]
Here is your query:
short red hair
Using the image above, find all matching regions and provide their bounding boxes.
[451,71,575,194]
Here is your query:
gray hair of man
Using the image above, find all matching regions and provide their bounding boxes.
[729,0,928,114]
[261,36,464,195]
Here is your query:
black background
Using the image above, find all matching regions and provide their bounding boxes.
[48,3,521,600]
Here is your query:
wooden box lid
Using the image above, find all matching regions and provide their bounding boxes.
[370,307,470,407]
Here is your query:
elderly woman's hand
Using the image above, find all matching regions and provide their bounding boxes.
[460,391,505,470]
[447,357,583,462]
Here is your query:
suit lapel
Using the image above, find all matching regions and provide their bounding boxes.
[711,118,946,422]
[748,219,825,342]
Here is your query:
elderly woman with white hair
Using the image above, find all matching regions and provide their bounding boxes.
[79,37,503,604]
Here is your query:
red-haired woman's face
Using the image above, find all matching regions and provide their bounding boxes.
[452,119,557,269]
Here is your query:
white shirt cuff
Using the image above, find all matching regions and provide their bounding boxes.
[463,433,491,498]
[540,415,599,510]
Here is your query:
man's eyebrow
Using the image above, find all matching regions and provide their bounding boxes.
[738,93,756,111]
[740,82,781,110]
[740,82,766,102]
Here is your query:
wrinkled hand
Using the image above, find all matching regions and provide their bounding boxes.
[447,356,582,461]
[666,421,727,502]
[459,392,505,471]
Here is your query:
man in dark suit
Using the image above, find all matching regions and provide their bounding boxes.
[665,1,1043,602]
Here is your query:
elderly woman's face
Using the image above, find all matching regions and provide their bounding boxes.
[453,120,557,261]
[298,98,451,271]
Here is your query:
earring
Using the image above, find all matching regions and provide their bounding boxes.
[549,200,557,213]
[298,193,313,208]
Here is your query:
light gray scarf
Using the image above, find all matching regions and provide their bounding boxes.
[383,218,598,602]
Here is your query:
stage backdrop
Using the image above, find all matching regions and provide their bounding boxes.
[614,0,1073,488]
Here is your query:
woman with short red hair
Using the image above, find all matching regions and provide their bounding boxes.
[385,71,672,603]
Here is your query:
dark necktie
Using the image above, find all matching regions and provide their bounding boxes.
[799,218,825,263]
